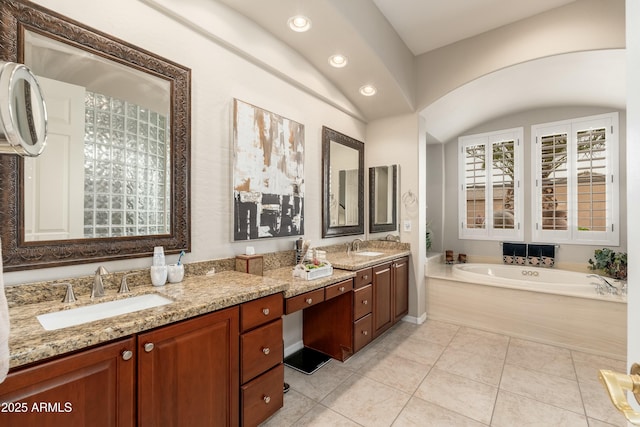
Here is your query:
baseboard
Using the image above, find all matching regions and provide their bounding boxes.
[284,340,304,358]
[401,312,427,325]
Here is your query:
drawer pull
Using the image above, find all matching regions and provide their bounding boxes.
[122,350,133,361]
[362,330,368,336]
[144,342,154,353]
[362,299,368,305]
[262,347,270,355]
[263,395,271,404]
[262,308,270,316]
[363,275,368,280]
[305,298,313,305]
[339,286,345,292]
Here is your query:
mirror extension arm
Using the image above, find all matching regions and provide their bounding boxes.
[598,363,640,425]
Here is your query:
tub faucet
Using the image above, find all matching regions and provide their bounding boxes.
[92,266,109,298]
[587,274,618,295]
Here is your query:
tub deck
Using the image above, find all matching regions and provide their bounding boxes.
[426,263,626,360]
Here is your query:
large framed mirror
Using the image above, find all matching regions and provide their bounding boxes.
[369,164,397,233]
[0,0,191,271]
[321,126,364,238]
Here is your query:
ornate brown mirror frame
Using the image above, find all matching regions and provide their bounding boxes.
[321,126,364,238]
[369,164,397,233]
[0,0,191,271]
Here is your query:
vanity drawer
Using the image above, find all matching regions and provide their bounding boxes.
[285,288,325,314]
[353,284,372,320]
[353,314,373,352]
[354,267,373,289]
[241,363,284,427]
[325,279,353,301]
[241,293,283,332]
[241,318,283,384]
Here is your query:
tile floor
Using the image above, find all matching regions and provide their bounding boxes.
[261,320,628,426]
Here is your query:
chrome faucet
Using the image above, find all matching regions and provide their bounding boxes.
[92,266,109,298]
[350,238,363,253]
[587,274,618,295]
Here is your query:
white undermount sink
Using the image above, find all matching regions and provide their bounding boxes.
[37,293,173,331]
[355,251,384,257]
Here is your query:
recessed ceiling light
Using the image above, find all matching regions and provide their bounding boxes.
[288,15,311,32]
[328,54,348,68]
[359,84,377,96]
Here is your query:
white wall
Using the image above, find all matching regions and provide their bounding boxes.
[433,106,627,266]
[415,0,625,109]
[366,114,427,322]
[626,0,640,402]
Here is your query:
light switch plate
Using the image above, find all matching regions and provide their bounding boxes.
[403,220,412,232]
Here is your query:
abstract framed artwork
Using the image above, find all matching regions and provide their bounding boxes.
[232,99,305,241]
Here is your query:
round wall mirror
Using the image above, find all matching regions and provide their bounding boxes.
[0,61,47,157]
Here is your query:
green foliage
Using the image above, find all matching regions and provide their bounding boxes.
[425,229,432,251]
[588,248,627,280]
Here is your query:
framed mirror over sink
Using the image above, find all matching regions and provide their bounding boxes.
[321,126,364,238]
[0,0,191,271]
[369,164,397,233]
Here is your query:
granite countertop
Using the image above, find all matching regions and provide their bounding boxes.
[264,266,356,298]
[7,244,412,370]
[325,247,411,270]
[7,271,287,369]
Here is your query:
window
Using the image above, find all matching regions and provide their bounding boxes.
[458,128,524,241]
[531,112,619,245]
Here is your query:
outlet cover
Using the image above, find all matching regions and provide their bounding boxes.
[403,220,412,232]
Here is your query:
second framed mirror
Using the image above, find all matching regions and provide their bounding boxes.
[322,126,364,237]
[369,165,398,233]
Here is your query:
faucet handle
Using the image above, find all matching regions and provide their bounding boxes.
[119,273,137,294]
[54,282,76,303]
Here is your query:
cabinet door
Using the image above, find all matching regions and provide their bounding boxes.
[0,337,135,427]
[137,307,239,427]
[372,262,393,338]
[393,257,409,323]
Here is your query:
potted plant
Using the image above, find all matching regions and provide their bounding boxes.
[588,248,627,280]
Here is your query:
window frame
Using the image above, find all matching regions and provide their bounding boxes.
[531,112,619,246]
[458,127,524,241]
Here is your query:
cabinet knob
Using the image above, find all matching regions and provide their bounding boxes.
[262,347,270,355]
[362,330,368,336]
[363,275,368,280]
[122,350,133,361]
[338,286,345,292]
[263,395,271,404]
[305,298,313,305]
[144,342,154,353]
[362,299,368,305]
[262,308,270,316]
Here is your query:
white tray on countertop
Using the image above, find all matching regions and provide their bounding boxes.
[293,263,333,280]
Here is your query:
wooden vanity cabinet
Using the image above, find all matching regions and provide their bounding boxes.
[353,284,373,352]
[372,257,410,338]
[240,294,284,427]
[372,262,394,338]
[303,278,354,361]
[393,257,410,323]
[0,337,136,427]
[137,307,239,427]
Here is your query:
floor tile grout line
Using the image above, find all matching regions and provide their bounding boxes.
[488,336,511,426]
